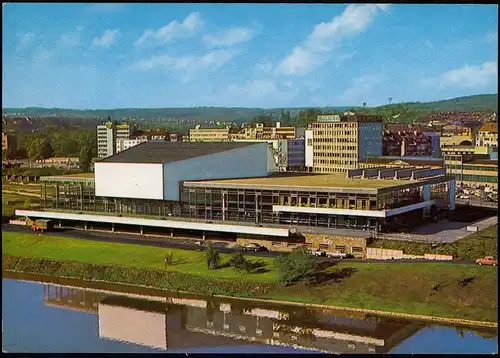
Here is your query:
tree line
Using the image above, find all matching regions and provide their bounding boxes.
[3,128,96,172]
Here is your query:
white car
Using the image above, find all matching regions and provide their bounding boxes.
[325,251,350,259]
[308,248,326,257]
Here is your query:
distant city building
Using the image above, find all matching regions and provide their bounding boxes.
[190,122,305,142]
[2,131,17,155]
[116,137,149,154]
[230,122,305,141]
[97,122,135,158]
[383,129,432,157]
[189,125,230,142]
[310,113,383,173]
[305,129,314,171]
[441,144,498,189]
[475,122,498,147]
[233,138,305,172]
[2,132,9,151]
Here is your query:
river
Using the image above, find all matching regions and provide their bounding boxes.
[2,274,498,354]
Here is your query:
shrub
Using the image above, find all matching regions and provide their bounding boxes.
[204,242,221,269]
[164,251,174,266]
[229,252,253,274]
[275,246,316,287]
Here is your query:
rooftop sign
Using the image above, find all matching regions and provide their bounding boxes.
[317,115,340,122]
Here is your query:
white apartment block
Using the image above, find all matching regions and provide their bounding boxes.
[97,122,135,158]
[116,137,149,154]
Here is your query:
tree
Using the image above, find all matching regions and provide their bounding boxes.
[279,109,292,126]
[250,115,273,127]
[229,252,253,274]
[79,145,93,172]
[40,138,53,160]
[274,246,316,286]
[205,242,221,269]
[25,136,45,164]
[297,108,323,127]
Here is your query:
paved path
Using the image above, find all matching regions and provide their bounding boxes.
[2,224,474,265]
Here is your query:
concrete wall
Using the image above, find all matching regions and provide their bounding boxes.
[236,234,367,257]
[95,162,164,200]
[304,234,367,258]
[163,143,272,201]
[359,123,383,161]
[366,247,453,261]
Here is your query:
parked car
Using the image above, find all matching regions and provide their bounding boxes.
[325,251,352,259]
[241,243,266,252]
[476,256,497,266]
[308,248,326,257]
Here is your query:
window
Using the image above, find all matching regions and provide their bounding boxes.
[319,243,329,250]
[352,246,363,253]
[335,245,346,252]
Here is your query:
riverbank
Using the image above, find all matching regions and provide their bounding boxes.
[2,231,498,324]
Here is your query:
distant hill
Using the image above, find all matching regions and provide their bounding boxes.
[374,94,498,114]
[2,94,497,122]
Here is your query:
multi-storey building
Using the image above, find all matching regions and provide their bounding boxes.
[442,145,498,189]
[97,122,116,158]
[116,137,149,154]
[232,138,305,172]
[310,113,383,173]
[189,125,230,142]
[230,122,305,141]
[475,122,498,147]
[97,122,135,158]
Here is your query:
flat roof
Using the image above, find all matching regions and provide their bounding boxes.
[40,173,95,183]
[192,174,402,189]
[16,210,290,237]
[98,141,258,164]
[184,173,449,193]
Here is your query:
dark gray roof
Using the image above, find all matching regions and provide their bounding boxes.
[98,141,259,164]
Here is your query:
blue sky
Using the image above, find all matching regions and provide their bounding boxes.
[2,3,498,109]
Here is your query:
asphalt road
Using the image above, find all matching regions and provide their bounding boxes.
[2,224,475,265]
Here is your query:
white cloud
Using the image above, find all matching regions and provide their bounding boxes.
[92,29,119,48]
[227,79,298,106]
[59,26,83,48]
[133,49,239,79]
[203,27,254,47]
[277,4,389,76]
[439,61,497,89]
[336,73,385,105]
[16,32,35,51]
[134,12,203,47]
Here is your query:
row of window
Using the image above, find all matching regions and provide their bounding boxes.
[460,174,498,183]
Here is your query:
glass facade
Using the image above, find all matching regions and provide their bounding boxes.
[39,177,451,233]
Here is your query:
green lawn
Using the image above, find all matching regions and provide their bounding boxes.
[1,232,277,283]
[2,192,42,216]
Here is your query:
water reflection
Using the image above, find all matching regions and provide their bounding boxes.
[42,283,427,353]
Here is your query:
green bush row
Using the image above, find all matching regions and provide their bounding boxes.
[2,255,279,297]
[368,225,498,260]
